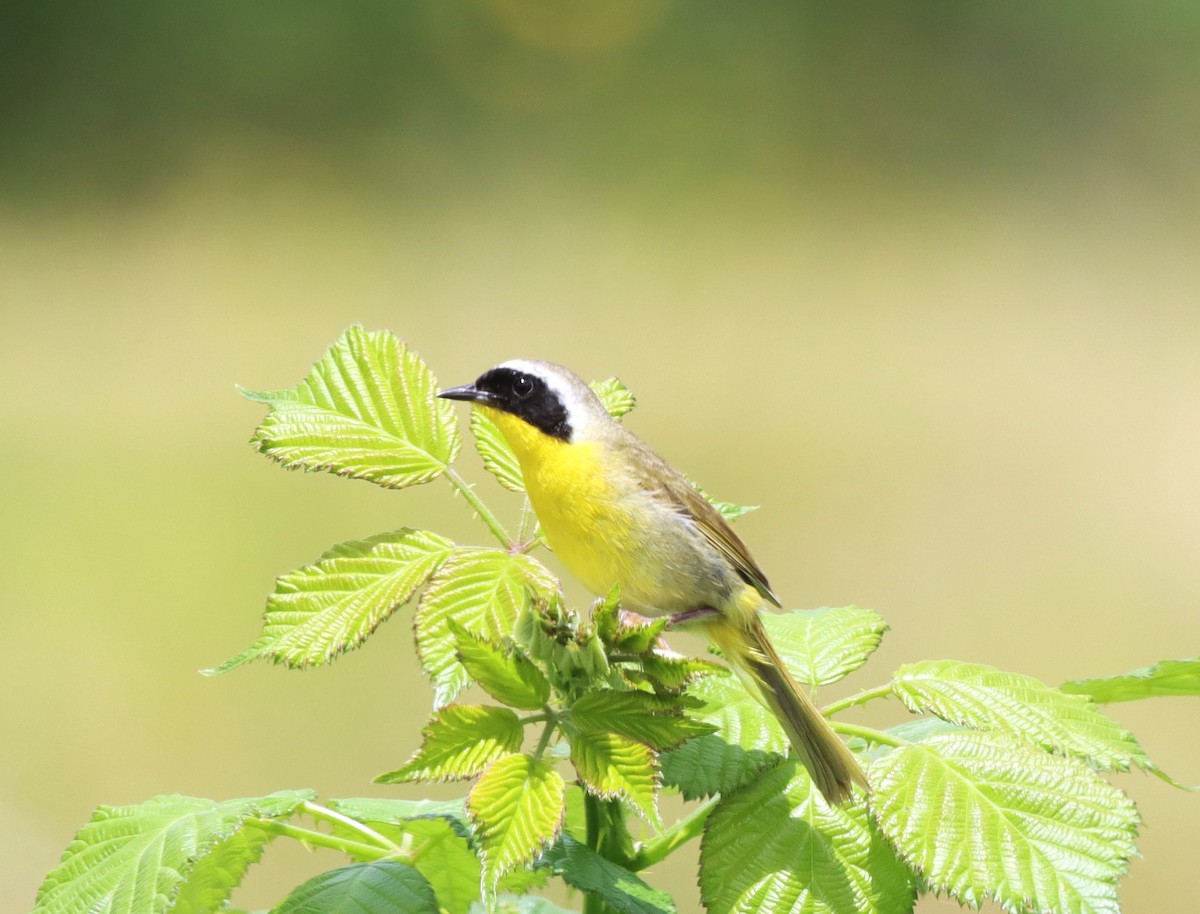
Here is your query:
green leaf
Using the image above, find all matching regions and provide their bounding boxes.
[469,754,566,886]
[471,408,526,492]
[870,731,1140,914]
[701,759,914,914]
[1061,657,1200,702]
[541,834,675,914]
[892,659,1151,771]
[569,730,660,826]
[762,607,889,689]
[591,377,637,418]
[271,860,438,914]
[449,621,551,710]
[244,326,460,489]
[690,481,758,523]
[570,691,715,750]
[378,705,523,783]
[415,550,559,706]
[34,791,313,914]
[209,529,454,673]
[172,824,273,914]
[659,672,784,799]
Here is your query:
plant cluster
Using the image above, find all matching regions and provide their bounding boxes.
[34,327,1197,914]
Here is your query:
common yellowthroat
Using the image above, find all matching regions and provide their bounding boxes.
[440,361,867,804]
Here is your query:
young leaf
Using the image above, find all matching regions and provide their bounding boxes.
[569,690,715,751]
[243,325,460,489]
[469,754,566,886]
[328,796,470,828]
[1061,656,1200,702]
[208,529,454,673]
[689,481,758,523]
[272,860,438,914]
[701,758,914,914]
[416,550,559,706]
[762,606,889,688]
[591,377,637,418]
[892,659,1152,771]
[34,791,313,914]
[569,729,660,826]
[449,621,551,710]
[172,824,273,914]
[870,731,1140,914]
[378,705,523,783]
[541,833,676,914]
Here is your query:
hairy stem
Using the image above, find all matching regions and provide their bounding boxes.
[630,796,718,871]
[531,710,558,761]
[830,721,909,749]
[821,682,894,716]
[444,467,512,548]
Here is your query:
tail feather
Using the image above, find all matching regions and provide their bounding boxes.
[707,615,868,804]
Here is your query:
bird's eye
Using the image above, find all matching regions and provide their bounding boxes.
[512,375,535,400]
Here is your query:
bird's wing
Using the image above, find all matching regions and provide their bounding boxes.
[621,434,781,607]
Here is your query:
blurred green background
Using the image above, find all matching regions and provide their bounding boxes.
[3,2,1198,911]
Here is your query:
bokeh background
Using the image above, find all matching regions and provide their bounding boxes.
[3,2,1198,911]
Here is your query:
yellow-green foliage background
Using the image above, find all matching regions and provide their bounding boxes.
[3,4,1198,912]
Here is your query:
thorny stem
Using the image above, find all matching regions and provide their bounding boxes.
[444,467,512,548]
[821,682,895,716]
[831,721,909,749]
[245,819,396,861]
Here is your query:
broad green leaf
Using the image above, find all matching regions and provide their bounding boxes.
[34,791,313,914]
[569,729,660,825]
[1062,657,1200,702]
[471,409,526,492]
[469,754,566,886]
[244,326,460,489]
[416,550,559,706]
[378,705,523,783]
[660,671,784,799]
[762,607,888,689]
[892,660,1151,771]
[541,834,675,914]
[271,860,437,914]
[469,377,635,494]
[569,690,715,750]
[450,621,551,710]
[701,759,914,914]
[211,529,453,672]
[326,799,479,913]
[591,377,637,418]
[870,731,1140,914]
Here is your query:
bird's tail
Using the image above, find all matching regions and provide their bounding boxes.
[706,614,868,804]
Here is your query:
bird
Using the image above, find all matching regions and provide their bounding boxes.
[439,360,867,804]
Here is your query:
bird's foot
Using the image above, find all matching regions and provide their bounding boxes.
[666,607,721,628]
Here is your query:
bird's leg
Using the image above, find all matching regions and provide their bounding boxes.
[666,607,721,628]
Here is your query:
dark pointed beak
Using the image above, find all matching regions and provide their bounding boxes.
[438,383,498,404]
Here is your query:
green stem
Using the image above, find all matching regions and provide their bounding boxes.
[830,721,909,749]
[445,468,512,548]
[630,797,717,871]
[821,682,894,716]
[302,801,403,853]
[584,793,634,914]
[531,711,558,761]
[246,818,395,861]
